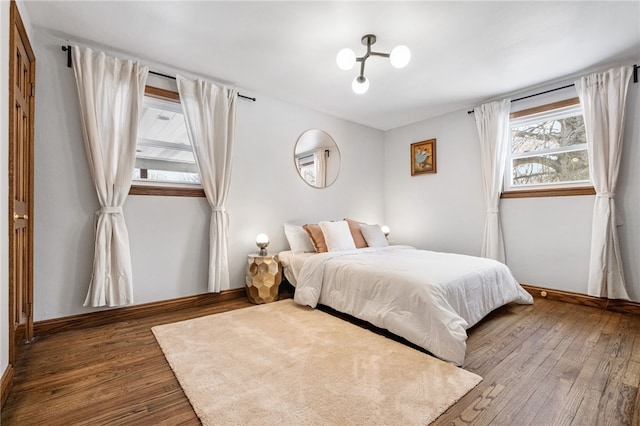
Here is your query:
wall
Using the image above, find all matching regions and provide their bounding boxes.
[384,71,640,302]
[32,30,385,321]
[384,110,486,255]
[617,74,640,302]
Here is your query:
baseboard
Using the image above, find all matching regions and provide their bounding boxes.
[521,284,640,315]
[34,288,246,337]
[1,364,14,408]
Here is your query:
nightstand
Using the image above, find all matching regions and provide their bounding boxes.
[245,254,282,304]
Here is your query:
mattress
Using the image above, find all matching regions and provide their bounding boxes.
[290,245,533,366]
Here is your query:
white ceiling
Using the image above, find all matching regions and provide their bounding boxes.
[23,1,640,130]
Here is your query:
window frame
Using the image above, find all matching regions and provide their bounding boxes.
[129,86,205,197]
[501,97,595,199]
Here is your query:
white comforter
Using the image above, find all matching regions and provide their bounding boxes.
[293,246,533,366]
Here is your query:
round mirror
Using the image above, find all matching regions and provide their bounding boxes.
[294,129,341,188]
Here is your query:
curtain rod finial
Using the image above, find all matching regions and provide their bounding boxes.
[61,45,72,67]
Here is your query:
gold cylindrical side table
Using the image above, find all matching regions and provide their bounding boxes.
[245,254,282,304]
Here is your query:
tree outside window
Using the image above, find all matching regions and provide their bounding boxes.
[506,99,590,191]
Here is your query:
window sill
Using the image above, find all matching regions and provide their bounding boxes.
[501,186,596,199]
[129,185,206,197]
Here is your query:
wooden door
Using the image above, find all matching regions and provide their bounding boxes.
[8,0,35,364]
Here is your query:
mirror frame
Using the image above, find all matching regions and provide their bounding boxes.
[293,129,341,189]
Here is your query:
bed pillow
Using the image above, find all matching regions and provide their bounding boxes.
[283,223,316,253]
[303,224,328,253]
[319,220,357,251]
[345,218,368,249]
[360,224,389,247]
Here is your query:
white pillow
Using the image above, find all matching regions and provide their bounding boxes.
[319,220,356,251]
[283,223,316,253]
[360,224,389,247]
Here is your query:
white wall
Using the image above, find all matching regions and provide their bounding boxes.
[384,72,640,301]
[384,110,486,255]
[617,75,640,302]
[32,30,385,320]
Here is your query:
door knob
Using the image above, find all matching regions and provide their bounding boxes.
[13,213,28,221]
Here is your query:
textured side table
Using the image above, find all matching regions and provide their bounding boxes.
[245,254,282,304]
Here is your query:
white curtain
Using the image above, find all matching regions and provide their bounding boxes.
[71,46,148,307]
[575,66,633,300]
[314,150,327,188]
[474,99,511,263]
[176,75,237,293]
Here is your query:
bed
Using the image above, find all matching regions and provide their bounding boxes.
[280,245,533,366]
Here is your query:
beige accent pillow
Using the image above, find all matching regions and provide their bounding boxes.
[345,218,368,249]
[303,224,328,253]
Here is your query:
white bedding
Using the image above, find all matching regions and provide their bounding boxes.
[292,245,533,366]
[278,250,316,286]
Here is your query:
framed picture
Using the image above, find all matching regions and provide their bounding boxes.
[410,139,437,176]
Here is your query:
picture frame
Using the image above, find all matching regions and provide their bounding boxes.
[410,139,437,176]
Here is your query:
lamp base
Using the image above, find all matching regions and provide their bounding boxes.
[258,248,268,256]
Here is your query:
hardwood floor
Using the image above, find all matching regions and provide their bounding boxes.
[2,297,639,425]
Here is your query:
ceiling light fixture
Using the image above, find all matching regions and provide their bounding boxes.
[337,34,410,94]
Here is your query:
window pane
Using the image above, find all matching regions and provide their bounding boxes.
[511,115,585,154]
[511,149,590,186]
[135,94,201,185]
[133,168,200,184]
[506,100,592,192]
[297,156,316,186]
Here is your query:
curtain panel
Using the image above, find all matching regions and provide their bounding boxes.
[314,150,327,188]
[176,75,237,293]
[575,66,633,300]
[71,46,148,307]
[474,99,511,263]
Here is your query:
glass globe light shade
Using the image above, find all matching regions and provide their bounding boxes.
[380,225,390,237]
[336,48,356,71]
[390,45,411,69]
[256,233,269,255]
[352,76,369,94]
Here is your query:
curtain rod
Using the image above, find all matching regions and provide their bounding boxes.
[61,45,256,102]
[467,64,638,115]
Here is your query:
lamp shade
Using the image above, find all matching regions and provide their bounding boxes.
[380,225,390,237]
[336,48,356,71]
[352,76,369,94]
[390,45,411,69]
[256,233,269,256]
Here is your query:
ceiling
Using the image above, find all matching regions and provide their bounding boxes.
[23,1,640,130]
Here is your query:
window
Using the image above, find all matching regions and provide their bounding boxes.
[130,86,204,196]
[296,153,317,186]
[504,98,594,197]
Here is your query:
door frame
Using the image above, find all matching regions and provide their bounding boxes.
[8,0,35,365]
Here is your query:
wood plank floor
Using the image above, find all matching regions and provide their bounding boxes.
[2,297,639,425]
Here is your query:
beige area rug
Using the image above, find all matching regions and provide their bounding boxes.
[152,299,482,425]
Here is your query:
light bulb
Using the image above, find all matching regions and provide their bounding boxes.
[390,45,411,69]
[380,225,390,237]
[352,76,369,94]
[256,233,269,256]
[336,48,356,71]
